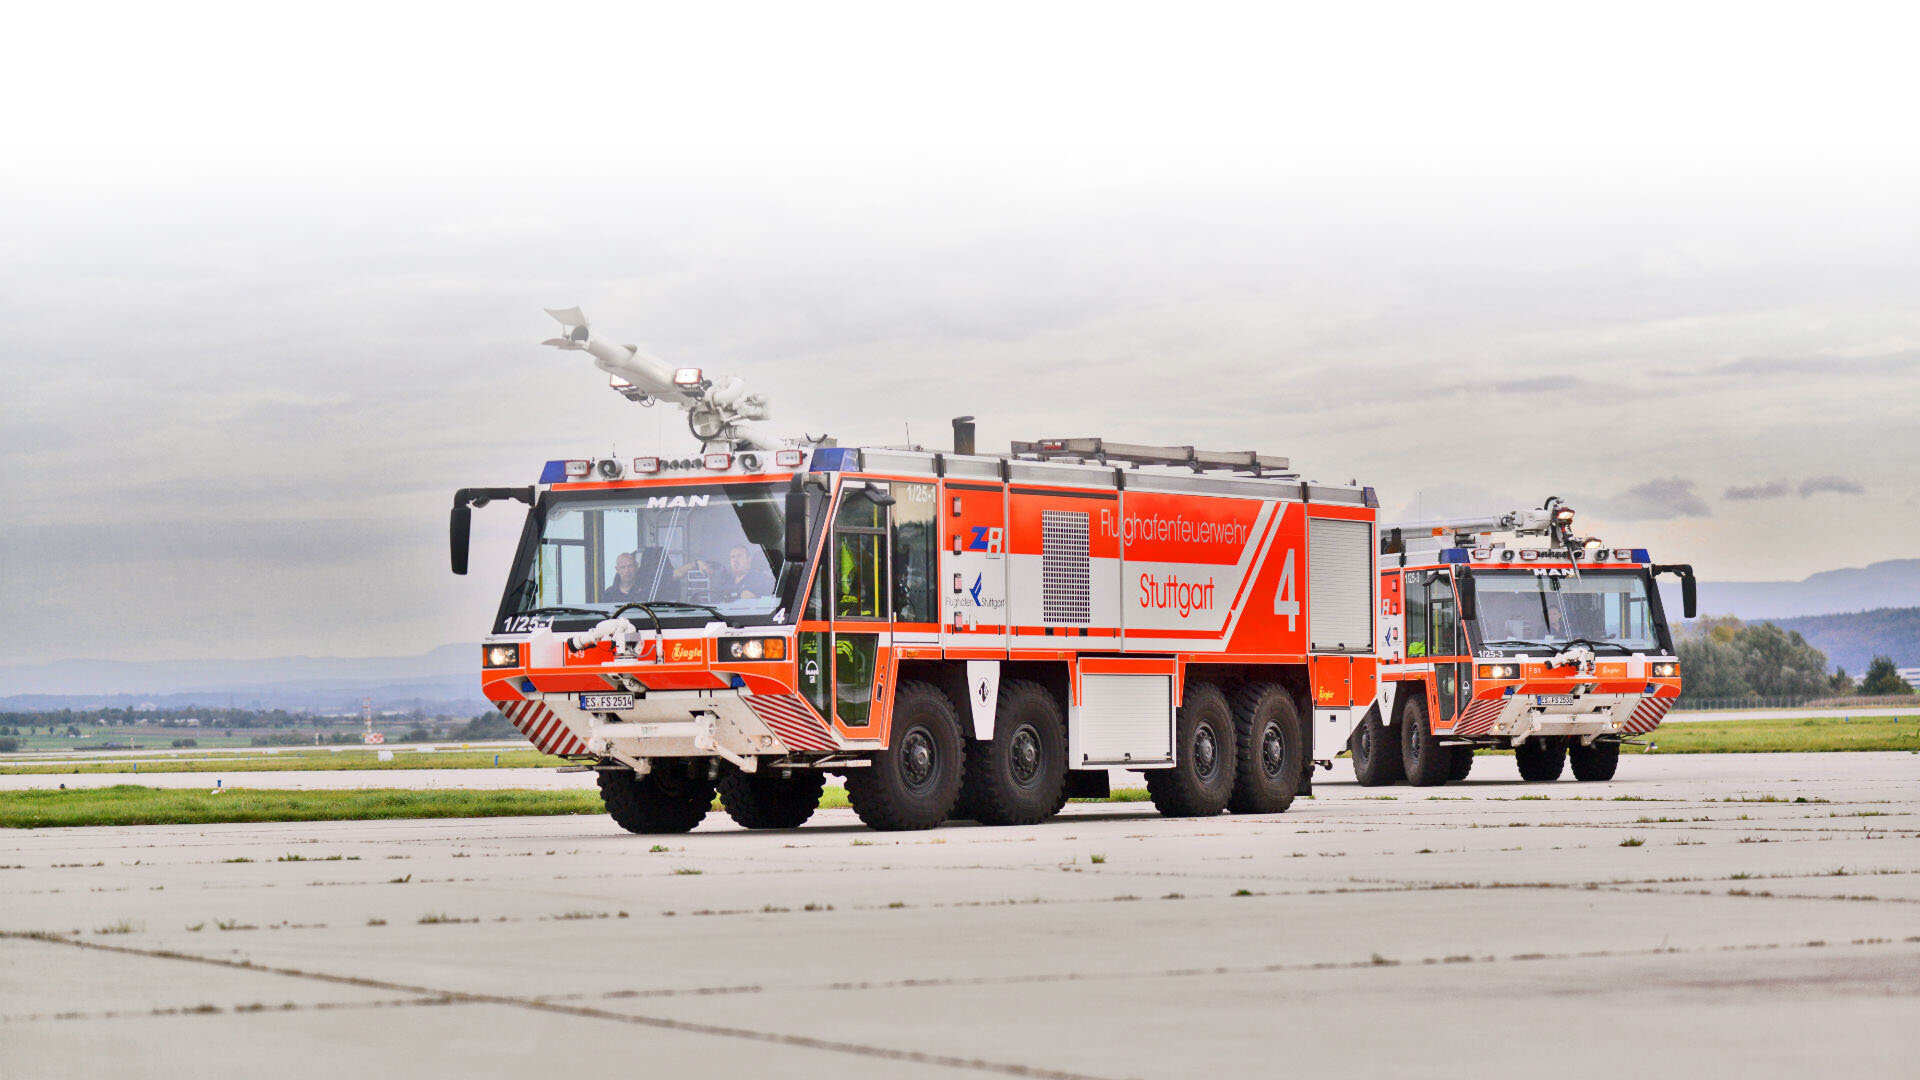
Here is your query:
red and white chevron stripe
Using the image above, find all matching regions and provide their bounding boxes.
[497,697,587,757]
[1451,698,1507,737]
[1620,696,1672,735]
[744,694,838,752]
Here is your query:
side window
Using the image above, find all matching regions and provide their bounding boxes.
[1430,571,1459,657]
[891,483,937,623]
[1405,573,1429,658]
[832,488,889,621]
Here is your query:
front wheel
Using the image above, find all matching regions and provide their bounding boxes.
[1514,737,1567,782]
[1399,696,1450,787]
[844,681,964,831]
[1569,739,1621,781]
[1146,682,1238,817]
[1446,746,1475,782]
[598,764,714,834]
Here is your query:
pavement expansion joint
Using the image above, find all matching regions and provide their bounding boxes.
[0,931,1122,1080]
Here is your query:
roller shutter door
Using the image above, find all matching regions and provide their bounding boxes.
[1308,517,1372,652]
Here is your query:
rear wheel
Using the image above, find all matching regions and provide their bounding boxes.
[1569,739,1621,781]
[1228,683,1303,814]
[1514,737,1567,782]
[844,680,964,831]
[718,769,826,829]
[960,680,1068,826]
[598,763,714,834]
[1350,705,1404,787]
[1146,682,1238,817]
[1399,696,1451,787]
[1446,745,1475,782]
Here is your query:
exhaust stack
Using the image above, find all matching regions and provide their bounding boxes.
[952,416,976,456]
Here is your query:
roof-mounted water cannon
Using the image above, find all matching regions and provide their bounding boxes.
[541,307,779,452]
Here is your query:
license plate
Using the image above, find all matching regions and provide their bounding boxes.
[579,693,635,711]
[1536,694,1577,705]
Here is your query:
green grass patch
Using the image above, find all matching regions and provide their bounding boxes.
[0,785,604,829]
[0,747,560,776]
[1647,715,1920,754]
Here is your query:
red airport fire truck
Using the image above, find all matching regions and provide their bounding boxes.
[449,309,1382,832]
[1352,499,1696,786]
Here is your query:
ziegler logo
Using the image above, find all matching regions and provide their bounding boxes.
[666,640,704,663]
[646,495,711,508]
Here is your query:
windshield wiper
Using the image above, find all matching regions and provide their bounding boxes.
[1478,638,1545,649]
[517,606,604,618]
[1563,636,1631,654]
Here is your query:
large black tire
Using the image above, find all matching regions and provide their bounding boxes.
[1228,683,1304,814]
[1146,682,1238,817]
[1569,739,1621,781]
[844,680,965,831]
[1350,705,1404,787]
[1399,696,1451,787]
[597,764,714,834]
[960,679,1068,826]
[1515,737,1567,782]
[1447,746,1475,782]
[718,769,826,829]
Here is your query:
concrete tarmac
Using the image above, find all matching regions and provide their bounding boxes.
[4,752,1917,1079]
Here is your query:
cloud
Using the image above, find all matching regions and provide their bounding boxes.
[1799,475,1866,497]
[1704,353,1920,377]
[1605,477,1710,520]
[1725,480,1791,501]
[1723,476,1866,500]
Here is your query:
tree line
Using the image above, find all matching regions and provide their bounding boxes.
[1678,617,1914,703]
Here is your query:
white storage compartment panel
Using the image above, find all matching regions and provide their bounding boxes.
[1071,674,1174,766]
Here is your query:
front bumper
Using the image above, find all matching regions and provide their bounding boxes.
[1451,692,1674,742]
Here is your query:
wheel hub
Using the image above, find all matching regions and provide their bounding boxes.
[902,729,936,789]
[1261,723,1285,778]
[1193,725,1217,779]
[1010,726,1041,786]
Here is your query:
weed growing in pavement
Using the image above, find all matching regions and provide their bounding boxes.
[673,867,703,876]
[1090,853,1106,864]
[366,917,387,926]
[648,845,669,853]
[1619,837,1645,847]
[94,919,141,934]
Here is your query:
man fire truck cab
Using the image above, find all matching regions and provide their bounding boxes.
[448,309,1383,833]
[1354,498,1696,787]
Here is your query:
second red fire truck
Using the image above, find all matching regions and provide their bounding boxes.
[1353,499,1696,786]
[450,310,1384,832]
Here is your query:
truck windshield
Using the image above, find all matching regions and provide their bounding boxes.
[497,483,802,628]
[1466,569,1670,654]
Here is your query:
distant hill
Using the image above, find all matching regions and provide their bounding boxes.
[0,645,487,714]
[1768,608,1920,675]
[1662,559,1920,621]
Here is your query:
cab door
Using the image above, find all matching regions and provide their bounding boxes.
[1429,569,1466,726]
[797,482,893,739]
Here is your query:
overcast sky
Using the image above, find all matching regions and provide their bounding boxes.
[3,2,1918,664]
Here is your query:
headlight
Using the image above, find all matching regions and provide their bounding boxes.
[723,637,787,661]
[482,644,522,669]
[1477,664,1520,680]
[1651,662,1680,677]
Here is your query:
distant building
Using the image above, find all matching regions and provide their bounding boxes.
[1900,668,1920,692]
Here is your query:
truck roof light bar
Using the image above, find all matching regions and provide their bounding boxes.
[1010,438,1293,477]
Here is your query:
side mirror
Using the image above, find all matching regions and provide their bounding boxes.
[1652,563,1698,620]
[785,479,809,564]
[1456,570,1476,622]
[450,501,472,575]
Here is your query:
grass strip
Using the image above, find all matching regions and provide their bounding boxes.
[1643,715,1920,754]
[0,748,561,776]
[0,785,605,829]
